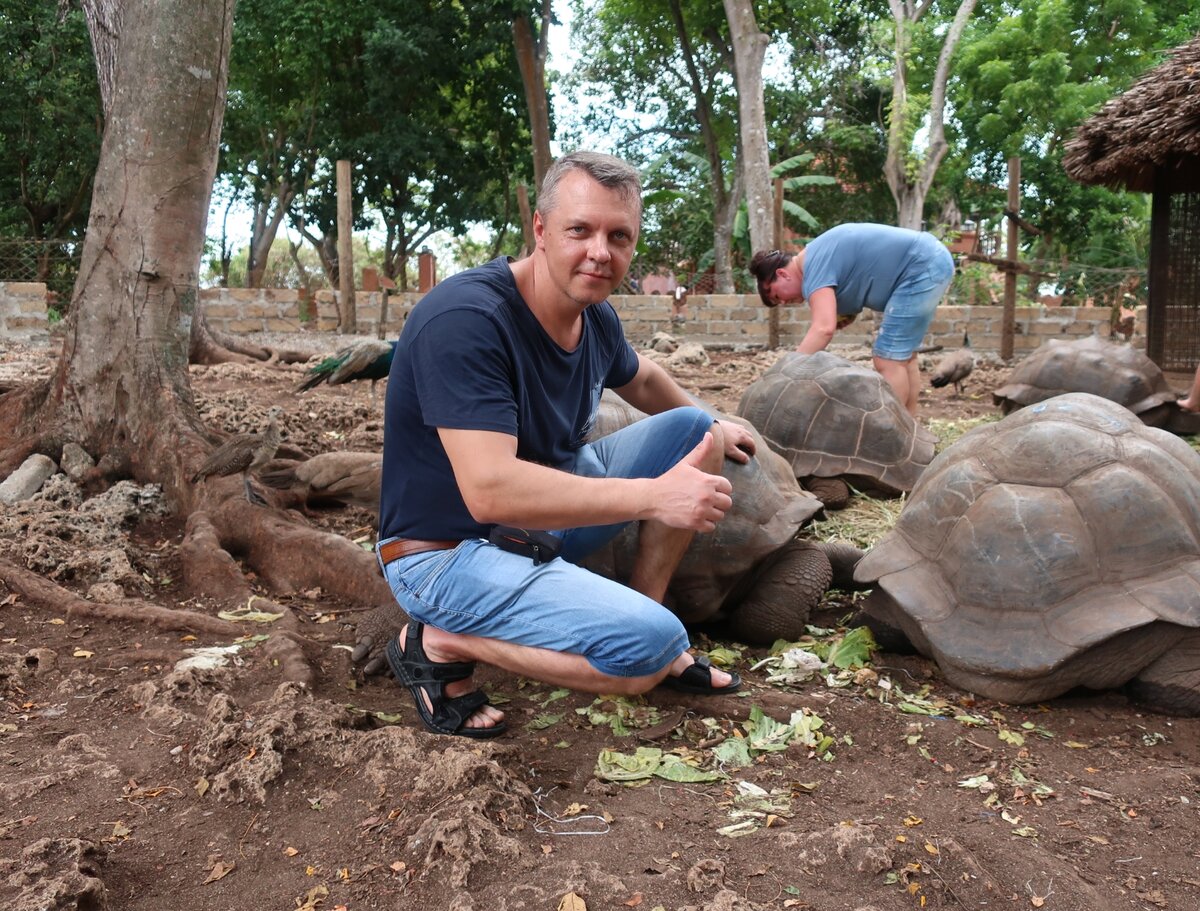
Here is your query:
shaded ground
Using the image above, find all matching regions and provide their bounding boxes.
[0,329,1197,911]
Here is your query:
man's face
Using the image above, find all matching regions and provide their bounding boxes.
[534,170,640,308]
[766,265,804,306]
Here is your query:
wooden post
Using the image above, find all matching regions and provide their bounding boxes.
[336,159,356,333]
[769,177,784,350]
[1001,157,1020,361]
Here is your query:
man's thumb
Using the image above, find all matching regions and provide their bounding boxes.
[683,432,713,467]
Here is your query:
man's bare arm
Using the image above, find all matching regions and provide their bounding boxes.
[614,355,756,463]
[438,426,731,533]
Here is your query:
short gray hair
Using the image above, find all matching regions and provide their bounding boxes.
[537,151,642,218]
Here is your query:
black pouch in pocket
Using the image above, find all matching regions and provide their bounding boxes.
[488,526,562,565]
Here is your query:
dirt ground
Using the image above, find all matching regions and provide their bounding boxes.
[1,329,1198,911]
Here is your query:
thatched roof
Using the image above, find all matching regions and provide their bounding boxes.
[1063,36,1200,192]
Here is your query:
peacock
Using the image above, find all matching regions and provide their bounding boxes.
[297,339,396,397]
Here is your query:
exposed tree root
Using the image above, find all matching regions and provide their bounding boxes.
[0,556,239,636]
[1,556,313,684]
[180,511,251,601]
[188,308,313,366]
[205,497,394,607]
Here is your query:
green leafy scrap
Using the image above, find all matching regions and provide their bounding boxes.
[745,706,795,752]
[539,688,571,707]
[826,626,876,669]
[527,713,563,731]
[594,747,724,784]
[712,737,753,768]
[577,696,660,735]
[704,646,743,668]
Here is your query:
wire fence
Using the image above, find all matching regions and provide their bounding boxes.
[0,238,81,305]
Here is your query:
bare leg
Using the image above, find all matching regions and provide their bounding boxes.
[395,420,736,732]
[874,354,920,415]
[1180,365,1200,413]
[401,623,726,732]
[628,420,726,602]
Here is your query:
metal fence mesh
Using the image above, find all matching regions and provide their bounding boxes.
[0,238,81,304]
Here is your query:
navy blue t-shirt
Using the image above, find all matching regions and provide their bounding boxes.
[378,256,641,541]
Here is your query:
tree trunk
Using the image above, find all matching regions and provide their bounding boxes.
[2,0,395,682]
[669,0,734,292]
[245,181,295,288]
[723,0,772,256]
[30,0,229,499]
[883,0,977,230]
[512,2,553,195]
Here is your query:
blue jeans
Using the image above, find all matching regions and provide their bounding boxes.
[377,406,713,677]
[873,238,955,360]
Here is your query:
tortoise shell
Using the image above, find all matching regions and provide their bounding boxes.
[583,392,824,630]
[854,393,1200,705]
[736,351,936,494]
[992,336,1177,423]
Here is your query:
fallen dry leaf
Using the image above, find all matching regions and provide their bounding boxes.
[624,892,644,907]
[203,860,234,884]
[558,891,587,911]
[284,847,299,857]
[295,884,328,911]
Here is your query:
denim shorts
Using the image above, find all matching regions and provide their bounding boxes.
[874,239,955,360]
[377,405,713,677]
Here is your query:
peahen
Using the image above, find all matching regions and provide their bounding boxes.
[297,339,395,397]
[190,406,284,505]
[929,333,975,396]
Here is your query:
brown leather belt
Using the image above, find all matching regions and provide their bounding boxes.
[379,538,459,565]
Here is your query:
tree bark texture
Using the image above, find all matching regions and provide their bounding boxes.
[669,0,735,293]
[884,0,977,230]
[512,3,554,197]
[48,0,235,499]
[74,0,122,113]
[722,0,773,256]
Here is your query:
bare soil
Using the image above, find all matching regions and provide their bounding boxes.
[1,331,1197,911]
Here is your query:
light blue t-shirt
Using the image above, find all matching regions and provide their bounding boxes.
[802,223,945,315]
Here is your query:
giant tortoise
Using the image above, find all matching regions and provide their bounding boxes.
[582,392,842,644]
[854,393,1200,714]
[993,335,1200,434]
[737,351,937,508]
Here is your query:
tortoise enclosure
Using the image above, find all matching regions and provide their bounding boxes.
[0,332,1197,911]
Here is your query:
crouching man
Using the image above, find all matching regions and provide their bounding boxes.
[377,151,757,738]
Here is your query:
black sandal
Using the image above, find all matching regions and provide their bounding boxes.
[660,655,741,695]
[385,622,508,739]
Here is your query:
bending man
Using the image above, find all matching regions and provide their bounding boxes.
[750,224,955,415]
[377,151,756,738]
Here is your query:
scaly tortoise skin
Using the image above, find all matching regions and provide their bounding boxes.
[736,351,937,508]
[582,392,836,644]
[854,393,1200,714]
[993,335,1200,434]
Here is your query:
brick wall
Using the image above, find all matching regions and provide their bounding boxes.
[609,294,1147,352]
[0,282,51,337]
[112,287,1147,356]
[198,287,423,338]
